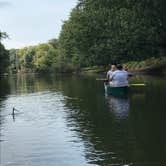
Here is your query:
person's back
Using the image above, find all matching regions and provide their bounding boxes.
[110,64,128,87]
[106,65,116,80]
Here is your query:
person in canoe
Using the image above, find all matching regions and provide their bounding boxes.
[106,64,117,82]
[109,64,129,87]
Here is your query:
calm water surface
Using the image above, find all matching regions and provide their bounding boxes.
[0,74,166,166]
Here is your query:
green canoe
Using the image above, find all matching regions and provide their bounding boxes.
[104,83,129,97]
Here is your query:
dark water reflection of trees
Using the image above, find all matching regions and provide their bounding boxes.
[60,75,166,165]
[0,77,10,100]
[0,76,10,141]
[0,74,166,165]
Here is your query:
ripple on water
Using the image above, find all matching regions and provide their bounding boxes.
[0,91,90,166]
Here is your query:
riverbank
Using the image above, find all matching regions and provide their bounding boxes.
[1,57,166,76]
[81,56,166,75]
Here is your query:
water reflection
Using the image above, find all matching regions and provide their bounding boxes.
[0,74,166,166]
[0,76,10,99]
[62,81,133,165]
[8,73,56,94]
[0,76,10,142]
[106,96,129,119]
[63,75,166,165]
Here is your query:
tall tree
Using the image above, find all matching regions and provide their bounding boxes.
[59,0,166,66]
[0,31,9,74]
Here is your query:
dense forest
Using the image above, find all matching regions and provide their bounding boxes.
[0,31,9,75]
[2,0,166,74]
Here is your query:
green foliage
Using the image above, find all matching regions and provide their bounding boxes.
[0,31,9,74]
[124,56,166,71]
[0,43,9,74]
[8,0,166,73]
[48,38,58,49]
[0,31,8,40]
[58,0,166,67]
[9,41,60,73]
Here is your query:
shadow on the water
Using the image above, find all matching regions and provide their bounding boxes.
[0,76,10,100]
[106,95,130,119]
[61,75,166,165]
[61,77,133,165]
[0,76,10,141]
[1,74,166,165]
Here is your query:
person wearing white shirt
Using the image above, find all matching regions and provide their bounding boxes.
[106,64,117,81]
[110,64,129,87]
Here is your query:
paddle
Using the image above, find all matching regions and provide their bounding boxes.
[129,83,146,87]
[96,78,108,81]
[96,78,146,87]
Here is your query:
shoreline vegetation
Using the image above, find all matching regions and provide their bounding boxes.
[81,56,166,75]
[1,56,165,76]
[1,1,166,76]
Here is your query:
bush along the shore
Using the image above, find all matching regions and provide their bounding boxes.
[7,0,166,74]
[124,56,166,73]
[81,57,166,74]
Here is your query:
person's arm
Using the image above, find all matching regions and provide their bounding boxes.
[106,72,109,80]
[109,72,115,81]
[106,71,110,80]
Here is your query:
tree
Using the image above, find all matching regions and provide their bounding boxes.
[0,31,9,74]
[58,0,166,67]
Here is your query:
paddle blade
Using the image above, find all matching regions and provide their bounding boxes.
[130,83,146,87]
[96,78,108,81]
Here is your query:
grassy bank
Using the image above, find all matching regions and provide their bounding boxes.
[124,56,166,73]
[81,56,166,74]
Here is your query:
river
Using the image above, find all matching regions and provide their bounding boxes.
[0,74,166,166]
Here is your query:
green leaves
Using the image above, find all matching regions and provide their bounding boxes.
[9,42,59,73]
[0,31,9,74]
[0,31,8,41]
[8,0,166,73]
[59,0,165,66]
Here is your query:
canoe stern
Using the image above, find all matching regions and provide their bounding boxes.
[104,84,129,97]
